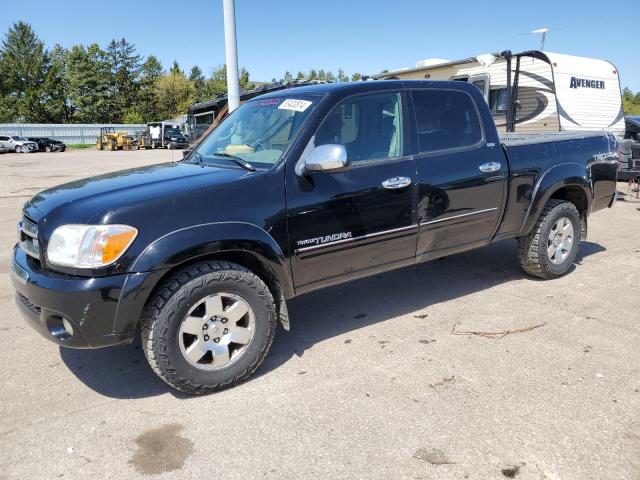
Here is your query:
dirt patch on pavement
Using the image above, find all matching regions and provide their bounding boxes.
[129,423,194,475]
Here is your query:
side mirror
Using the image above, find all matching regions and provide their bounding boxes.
[304,144,348,173]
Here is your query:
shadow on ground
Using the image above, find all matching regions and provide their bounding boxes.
[60,240,605,399]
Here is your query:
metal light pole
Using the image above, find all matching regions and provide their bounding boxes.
[223,0,240,112]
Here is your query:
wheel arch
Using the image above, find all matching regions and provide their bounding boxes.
[520,163,592,236]
[113,223,293,337]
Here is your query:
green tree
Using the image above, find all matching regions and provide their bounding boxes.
[170,60,183,75]
[296,71,305,81]
[154,70,195,118]
[66,43,112,122]
[105,38,142,123]
[622,87,640,115]
[138,55,163,121]
[337,69,349,82]
[0,22,50,121]
[40,44,70,122]
[351,72,362,81]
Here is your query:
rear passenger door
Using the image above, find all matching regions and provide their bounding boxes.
[409,88,507,261]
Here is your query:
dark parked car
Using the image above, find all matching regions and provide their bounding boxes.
[27,137,66,152]
[11,81,618,394]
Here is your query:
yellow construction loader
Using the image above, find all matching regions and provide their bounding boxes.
[96,127,136,151]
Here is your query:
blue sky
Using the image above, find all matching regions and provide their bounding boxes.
[3,0,639,90]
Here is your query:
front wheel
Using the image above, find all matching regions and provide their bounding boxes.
[15,146,23,153]
[45,146,52,153]
[141,261,277,394]
[518,199,582,279]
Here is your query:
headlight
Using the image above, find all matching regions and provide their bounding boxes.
[47,224,138,268]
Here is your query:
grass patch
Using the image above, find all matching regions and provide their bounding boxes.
[66,143,94,149]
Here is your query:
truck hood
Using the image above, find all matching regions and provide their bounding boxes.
[24,161,249,221]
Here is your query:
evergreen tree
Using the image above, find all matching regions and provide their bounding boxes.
[66,43,111,122]
[0,22,49,121]
[105,38,142,122]
[170,60,183,75]
[136,55,163,121]
[351,72,363,81]
[296,71,305,80]
[337,69,349,82]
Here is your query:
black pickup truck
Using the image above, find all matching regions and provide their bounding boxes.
[10,81,618,394]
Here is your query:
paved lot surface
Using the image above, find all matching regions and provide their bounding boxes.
[0,149,638,480]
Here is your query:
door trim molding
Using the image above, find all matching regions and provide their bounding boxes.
[421,207,498,226]
[295,224,418,254]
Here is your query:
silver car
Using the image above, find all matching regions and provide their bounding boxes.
[0,135,38,153]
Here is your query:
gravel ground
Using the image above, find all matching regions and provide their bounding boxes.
[0,149,638,480]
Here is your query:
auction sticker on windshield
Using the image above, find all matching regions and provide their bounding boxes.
[278,99,313,112]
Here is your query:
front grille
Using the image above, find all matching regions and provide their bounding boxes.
[17,292,41,314]
[18,215,40,261]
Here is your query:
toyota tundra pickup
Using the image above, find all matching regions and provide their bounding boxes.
[10,81,618,394]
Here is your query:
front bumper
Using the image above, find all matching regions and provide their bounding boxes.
[10,245,134,349]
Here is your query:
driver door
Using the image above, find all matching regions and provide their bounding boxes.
[286,90,418,293]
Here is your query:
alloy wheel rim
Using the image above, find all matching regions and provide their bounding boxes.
[178,292,255,370]
[547,216,574,265]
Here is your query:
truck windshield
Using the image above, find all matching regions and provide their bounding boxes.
[193,95,318,168]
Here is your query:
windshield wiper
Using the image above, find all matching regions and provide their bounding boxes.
[190,150,204,165]
[213,152,256,172]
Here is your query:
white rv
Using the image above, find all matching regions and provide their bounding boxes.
[376,50,624,136]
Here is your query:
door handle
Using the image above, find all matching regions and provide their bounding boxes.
[382,176,412,189]
[478,162,502,173]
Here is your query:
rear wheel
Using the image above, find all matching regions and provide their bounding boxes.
[141,261,277,394]
[518,199,581,279]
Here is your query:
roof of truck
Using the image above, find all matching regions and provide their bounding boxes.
[256,79,477,98]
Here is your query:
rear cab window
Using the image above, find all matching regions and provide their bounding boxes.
[410,89,483,153]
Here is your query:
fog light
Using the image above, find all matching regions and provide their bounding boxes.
[47,315,73,341]
[62,318,74,336]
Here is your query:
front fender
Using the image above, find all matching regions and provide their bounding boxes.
[111,222,293,337]
[520,162,592,236]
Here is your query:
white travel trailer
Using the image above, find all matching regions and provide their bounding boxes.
[376,50,624,136]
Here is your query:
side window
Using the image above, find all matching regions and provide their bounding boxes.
[0,136,8,141]
[313,92,403,162]
[411,90,482,153]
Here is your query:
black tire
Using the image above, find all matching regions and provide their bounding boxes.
[141,260,277,394]
[45,146,52,153]
[518,199,582,279]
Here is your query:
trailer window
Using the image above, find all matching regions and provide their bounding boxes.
[489,89,508,114]
[411,90,482,153]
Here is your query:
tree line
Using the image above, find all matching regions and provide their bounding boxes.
[0,22,365,124]
[622,88,640,116]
